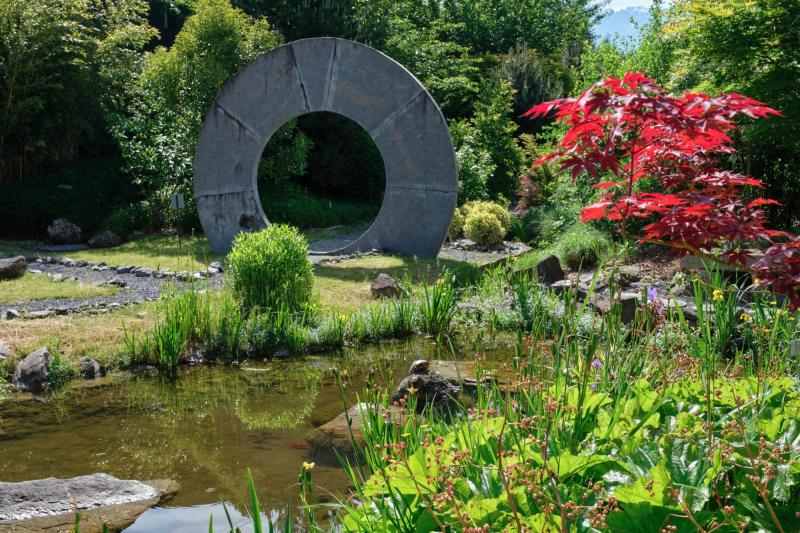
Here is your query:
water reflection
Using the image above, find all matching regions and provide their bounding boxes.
[0,337,512,530]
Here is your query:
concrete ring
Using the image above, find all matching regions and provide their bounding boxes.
[194,37,457,257]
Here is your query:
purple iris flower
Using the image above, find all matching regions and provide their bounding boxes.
[647,287,658,303]
[591,359,602,369]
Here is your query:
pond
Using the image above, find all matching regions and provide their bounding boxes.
[0,337,514,531]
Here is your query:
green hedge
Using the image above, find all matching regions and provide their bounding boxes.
[0,157,138,239]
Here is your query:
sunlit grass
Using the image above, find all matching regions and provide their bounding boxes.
[0,273,117,305]
[313,255,476,310]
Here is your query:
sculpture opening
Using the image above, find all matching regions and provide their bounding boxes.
[257,111,386,254]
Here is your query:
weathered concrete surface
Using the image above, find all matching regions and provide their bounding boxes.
[0,474,178,532]
[194,38,457,257]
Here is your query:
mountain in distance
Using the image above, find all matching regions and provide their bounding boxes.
[595,6,650,42]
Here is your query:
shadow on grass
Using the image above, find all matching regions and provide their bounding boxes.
[313,255,480,287]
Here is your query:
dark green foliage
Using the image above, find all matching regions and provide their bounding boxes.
[258,120,313,187]
[116,0,283,219]
[494,46,574,126]
[101,201,152,238]
[557,223,611,269]
[293,113,385,202]
[0,0,154,181]
[260,183,380,229]
[0,157,137,239]
[227,225,314,313]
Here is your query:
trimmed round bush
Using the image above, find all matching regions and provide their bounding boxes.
[464,210,505,246]
[462,200,511,234]
[448,207,465,240]
[227,224,314,313]
[557,224,611,270]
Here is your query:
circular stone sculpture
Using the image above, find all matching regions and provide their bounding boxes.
[194,37,457,256]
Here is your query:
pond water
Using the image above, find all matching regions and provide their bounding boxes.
[0,337,514,531]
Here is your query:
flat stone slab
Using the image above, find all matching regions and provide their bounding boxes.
[438,241,531,269]
[429,360,515,389]
[0,474,178,531]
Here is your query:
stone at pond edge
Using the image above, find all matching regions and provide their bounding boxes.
[392,364,460,413]
[0,340,12,362]
[12,347,49,394]
[79,357,105,379]
[536,255,565,284]
[0,256,26,281]
[370,273,404,299]
[88,230,122,249]
[0,474,178,531]
[47,218,82,244]
[306,403,408,454]
[4,309,20,320]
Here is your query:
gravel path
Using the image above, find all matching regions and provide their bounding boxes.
[1,259,223,319]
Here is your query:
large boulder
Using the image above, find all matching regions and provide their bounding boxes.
[0,256,26,281]
[306,403,406,454]
[88,230,122,249]
[0,474,178,531]
[47,218,82,244]
[392,359,460,413]
[12,347,49,394]
[370,273,404,299]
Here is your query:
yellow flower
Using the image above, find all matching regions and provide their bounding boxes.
[740,313,751,322]
[302,461,315,471]
[770,301,777,306]
[407,385,418,395]
[712,289,724,302]
[339,314,347,322]
[436,278,444,285]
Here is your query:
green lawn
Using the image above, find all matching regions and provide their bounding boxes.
[314,255,477,310]
[1,235,223,272]
[0,273,117,305]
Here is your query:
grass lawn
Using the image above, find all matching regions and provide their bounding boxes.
[314,255,477,310]
[0,273,117,305]
[0,302,155,367]
[0,235,223,272]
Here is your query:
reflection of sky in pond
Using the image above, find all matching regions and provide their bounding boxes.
[126,503,270,533]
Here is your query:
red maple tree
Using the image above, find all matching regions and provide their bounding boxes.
[525,72,800,307]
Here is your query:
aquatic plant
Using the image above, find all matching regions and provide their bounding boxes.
[419,275,458,337]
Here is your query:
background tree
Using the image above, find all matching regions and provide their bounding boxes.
[667,0,800,230]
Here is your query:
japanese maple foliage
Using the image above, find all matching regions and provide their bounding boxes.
[526,72,800,306]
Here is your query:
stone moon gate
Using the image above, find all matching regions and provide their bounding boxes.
[194,37,457,257]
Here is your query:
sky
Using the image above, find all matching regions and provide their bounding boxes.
[607,0,651,10]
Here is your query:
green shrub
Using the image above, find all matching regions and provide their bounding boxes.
[556,224,610,270]
[463,210,505,247]
[462,200,511,233]
[101,201,151,238]
[454,143,493,203]
[448,207,465,241]
[228,225,314,313]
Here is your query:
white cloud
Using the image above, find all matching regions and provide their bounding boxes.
[607,0,651,9]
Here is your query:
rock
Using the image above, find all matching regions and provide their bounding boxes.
[79,357,105,379]
[428,360,514,390]
[550,279,585,298]
[0,474,178,531]
[615,265,641,284]
[107,277,127,288]
[27,310,53,320]
[115,265,133,274]
[306,403,407,454]
[209,261,224,273]
[392,359,460,413]
[4,309,20,320]
[0,256,26,281]
[791,340,800,358]
[88,230,122,248]
[536,255,565,284]
[619,292,640,323]
[46,218,82,244]
[50,273,63,282]
[12,347,49,393]
[0,340,12,361]
[370,273,404,299]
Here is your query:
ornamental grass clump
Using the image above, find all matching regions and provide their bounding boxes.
[228,224,314,314]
